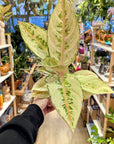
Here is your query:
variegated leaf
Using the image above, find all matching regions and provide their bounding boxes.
[83,90,92,100]
[46,73,83,131]
[31,91,49,98]
[40,57,58,67]
[32,77,48,92]
[19,22,49,59]
[37,67,56,75]
[74,70,113,99]
[32,77,49,98]
[40,57,69,73]
[48,0,80,66]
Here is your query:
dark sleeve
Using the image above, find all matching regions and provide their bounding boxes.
[0,104,44,144]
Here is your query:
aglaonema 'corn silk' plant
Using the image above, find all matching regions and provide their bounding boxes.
[19,0,113,132]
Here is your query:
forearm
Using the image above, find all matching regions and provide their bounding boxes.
[0,104,44,144]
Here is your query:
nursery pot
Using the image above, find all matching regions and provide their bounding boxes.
[81,63,88,70]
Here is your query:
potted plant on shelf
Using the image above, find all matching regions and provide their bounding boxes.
[0,53,10,76]
[88,109,114,143]
[80,56,89,70]
[94,50,100,65]
[19,0,113,132]
[99,56,109,74]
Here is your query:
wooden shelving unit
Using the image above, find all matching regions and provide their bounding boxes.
[87,27,114,138]
[91,43,114,53]
[0,71,14,83]
[93,95,105,115]
[0,34,16,119]
[0,44,11,50]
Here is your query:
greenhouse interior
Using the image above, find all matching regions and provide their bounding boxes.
[0,0,114,144]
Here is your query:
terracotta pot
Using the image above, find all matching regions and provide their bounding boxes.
[14,80,22,90]
[8,80,22,91]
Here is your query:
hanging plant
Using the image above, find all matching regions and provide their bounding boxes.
[19,0,113,132]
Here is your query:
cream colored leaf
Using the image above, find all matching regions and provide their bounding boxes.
[74,70,114,99]
[31,91,49,98]
[32,77,48,92]
[46,73,83,131]
[48,0,80,66]
[19,22,49,59]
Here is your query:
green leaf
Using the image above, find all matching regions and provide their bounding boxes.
[4,11,13,17]
[19,22,49,59]
[1,5,11,15]
[48,0,80,66]
[40,57,58,67]
[4,15,12,23]
[46,73,83,131]
[91,125,98,136]
[74,70,113,99]
[37,67,56,75]
[88,138,92,142]
[32,77,48,92]
[31,91,49,98]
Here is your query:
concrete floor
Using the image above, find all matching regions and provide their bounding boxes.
[35,110,90,144]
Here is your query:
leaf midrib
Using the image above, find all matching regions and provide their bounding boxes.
[60,73,72,125]
[61,0,65,65]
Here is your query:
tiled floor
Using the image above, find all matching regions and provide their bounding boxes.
[35,110,90,144]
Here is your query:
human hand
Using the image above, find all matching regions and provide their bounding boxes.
[33,98,54,115]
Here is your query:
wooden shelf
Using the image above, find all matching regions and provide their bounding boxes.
[87,106,91,112]
[91,43,114,53]
[0,95,16,117]
[0,71,14,83]
[0,34,16,118]
[93,95,105,115]
[87,31,114,139]
[0,44,11,50]
[90,66,114,86]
